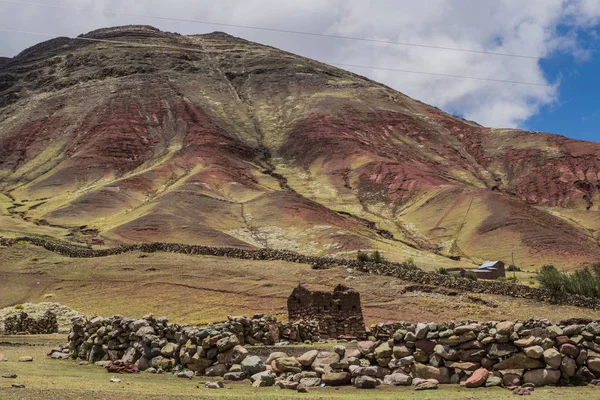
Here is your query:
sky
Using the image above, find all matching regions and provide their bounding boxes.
[0,0,599,142]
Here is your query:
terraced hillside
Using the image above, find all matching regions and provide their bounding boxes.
[1,25,600,270]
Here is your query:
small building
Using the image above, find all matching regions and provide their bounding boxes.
[472,261,505,280]
[287,283,366,339]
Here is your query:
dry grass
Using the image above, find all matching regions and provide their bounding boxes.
[2,243,600,325]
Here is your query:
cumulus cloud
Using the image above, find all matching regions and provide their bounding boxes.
[0,0,599,128]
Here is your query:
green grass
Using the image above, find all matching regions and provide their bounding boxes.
[0,336,598,399]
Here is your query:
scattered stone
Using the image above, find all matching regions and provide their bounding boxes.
[383,372,412,386]
[109,377,121,383]
[18,356,33,362]
[0,354,7,362]
[11,383,25,389]
[241,356,266,376]
[414,380,438,390]
[465,368,489,388]
[2,373,17,379]
[176,370,194,379]
[205,381,224,389]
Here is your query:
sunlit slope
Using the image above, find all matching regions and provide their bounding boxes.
[1,26,600,269]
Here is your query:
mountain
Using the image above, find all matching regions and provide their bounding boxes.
[1,25,600,270]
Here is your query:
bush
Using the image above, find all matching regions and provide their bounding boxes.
[400,258,418,271]
[437,267,449,275]
[536,264,600,298]
[356,251,370,262]
[371,251,384,263]
[465,271,478,281]
[506,265,521,272]
[356,250,385,263]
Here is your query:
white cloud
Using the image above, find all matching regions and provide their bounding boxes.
[1,0,599,128]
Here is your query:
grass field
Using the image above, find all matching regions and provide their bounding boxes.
[0,335,598,399]
[2,243,600,325]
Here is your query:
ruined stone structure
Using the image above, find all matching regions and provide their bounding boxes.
[2,310,58,334]
[287,284,366,339]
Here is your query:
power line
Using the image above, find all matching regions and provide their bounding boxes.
[0,0,561,62]
[0,27,576,90]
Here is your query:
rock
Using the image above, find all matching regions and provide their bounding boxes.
[355,375,378,389]
[11,384,25,389]
[488,344,518,358]
[205,381,224,389]
[176,369,194,379]
[445,361,480,371]
[465,368,489,388]
[50,351,69,360]
[311,351,340,372]
[18,356,33,362]
[109,377,121,383]
[546,325,564,339]
[560,343,579,358]
[496,321,515,335]
[523,369,560,386]
[514,337,536,347]
[351,366,381,377]
[415,323,429,339]
[299,377,321,387]
[357,341,376,356]
[322,372,352,386]
[560,356,577,377]
[383,372,412,386]
[2,373,17,379]
[493,353,544,370]
[160,343,178,358]
[218,345,248,366]
[486,376,503,387]
[412,363,449,383]
[414,380,438,390]
[250,371,276,387]
[224,372,246,381]
[502,371,522,386]
[216,335,239,352]
[266,351,288,365]
[393,345,412,358]
[374,343,393,366]
[297,350,318,367]
[544,348,562,370]
[205,363,228,377]
[333,345,346,357]
[0,354,6,362]
[587,357,600,373]
[241,355,266,376]
[523,346,544,359]
[434,344,458,361]
[274,357,303,373]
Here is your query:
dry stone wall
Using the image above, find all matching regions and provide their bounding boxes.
[2,310,58,334]
[2,236,600,310]
[59,313,600,389]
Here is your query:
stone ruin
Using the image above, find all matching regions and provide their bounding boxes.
[2,310,58,334]
[287,284,366,340]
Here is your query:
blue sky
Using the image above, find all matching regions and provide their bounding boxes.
[0,0,600,143]
[527,52,600,142]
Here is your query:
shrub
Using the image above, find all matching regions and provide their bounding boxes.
[356,251,370,262]
[400,258,418,271]
[465,271,478,281]
[506,265,521,272]
[437,267,449,275]
[371,251,384,263]
[536,264,600,298]
[13,304,24,310]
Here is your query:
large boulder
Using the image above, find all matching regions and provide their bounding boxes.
[274,357,303,373]
[241,356,266,376]
[311,351,340,373]
[412,363,449,383]
[374,343,393,366]
[383,372,412,386]
[266,352,288,365]
[297,350,319,367]
[322,372,352,386]
[560,356,577,377]
[543,348,562,370]
[523,369,560,386]
[465,368,489,388]
[355,375,377,389]
[493,353,544,370]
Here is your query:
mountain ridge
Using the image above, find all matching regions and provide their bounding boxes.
[1,25,599,270]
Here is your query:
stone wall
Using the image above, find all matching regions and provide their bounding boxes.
[288,284,366,339]
[2,310,58,334]
[60,313,600,388]
[3,236,600,310]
